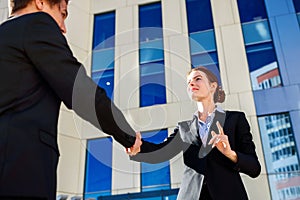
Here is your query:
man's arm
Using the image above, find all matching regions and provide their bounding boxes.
[24,12,137,148]
[129,127,186,163]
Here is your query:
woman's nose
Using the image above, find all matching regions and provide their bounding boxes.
[189,81,194,87]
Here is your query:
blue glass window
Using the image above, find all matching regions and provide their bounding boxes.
[186,0,219,70]
[258,113,300,200]
[139,4,163,42]
[237,0,267,23]
[186,0,214,32]
[293,0,300,13]
[139,3,166,107]
[93,12,115,49]
[237,0,282,91]
[95,188,179,199]
[84,137,113,199]
[294,0,300,25]
[92,12,116,99]
[141,129,170,192]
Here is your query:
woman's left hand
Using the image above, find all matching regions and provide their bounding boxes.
[208,121,237,163]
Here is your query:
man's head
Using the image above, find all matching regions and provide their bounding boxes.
[11,0,69,33]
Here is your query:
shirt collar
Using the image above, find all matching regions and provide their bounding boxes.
[193,105,224,123]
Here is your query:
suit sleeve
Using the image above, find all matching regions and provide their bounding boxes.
[130,127,188,163]
[233,112,261,178]
[23,13,135,148]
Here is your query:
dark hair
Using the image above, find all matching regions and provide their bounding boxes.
[188,66,226,103]
[11,0,69,13]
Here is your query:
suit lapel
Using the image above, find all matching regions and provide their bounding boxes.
[206,110,226,144]
[178,110,227,157]
[178,116,201,146]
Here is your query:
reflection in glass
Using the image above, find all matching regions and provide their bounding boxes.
[94,189,179,199]
[295,0,300,26]
[92,12,115,100]
[242,20,271,44]
[237,0,282,91]
[186,0,219,70]
[237,0,267,23]
[139,3,166,107]
[258,113,300,200]
[186,0,213,32]
[84,137,113,199]
[141,129,170,192]
[293,0,300,13]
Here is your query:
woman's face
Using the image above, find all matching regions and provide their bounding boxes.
[187,70,216,102]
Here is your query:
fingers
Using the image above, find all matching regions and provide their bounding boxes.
[208,130,227,149]
[208,130,217,146]
[221,141,227,148]
[211,136,226,148]
[126,132,142,156]
[211,130,217,137]
[216,121,226,148]
[216,121,224,135]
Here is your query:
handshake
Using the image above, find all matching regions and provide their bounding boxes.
[126,132,142,156]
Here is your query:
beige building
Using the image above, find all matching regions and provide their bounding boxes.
[4,0,300,199]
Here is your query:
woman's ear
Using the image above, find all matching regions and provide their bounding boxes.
[210,82,217,92]
[35,0,44,10]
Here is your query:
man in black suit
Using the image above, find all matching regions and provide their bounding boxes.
[0,0,141,199]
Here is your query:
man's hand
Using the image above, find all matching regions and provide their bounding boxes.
[126,132,142,156]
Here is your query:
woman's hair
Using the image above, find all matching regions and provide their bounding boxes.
[188,66,226,103]
[11,0,69,13]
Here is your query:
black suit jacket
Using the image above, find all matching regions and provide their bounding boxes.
[132,111,261,200]
[0,12,136,199]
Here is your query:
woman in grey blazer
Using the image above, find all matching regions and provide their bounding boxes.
[130,66,261,200]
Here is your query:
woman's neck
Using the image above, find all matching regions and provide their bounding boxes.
[197,101,216,121]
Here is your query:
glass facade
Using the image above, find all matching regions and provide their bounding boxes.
[141,129,171,192]
[237,0,282,91]
[97,189,179,200]
[139,3,166,107]
[84,137,113,199]
[294,0,300,25]
[186,0,222,85]
[186,0,220,82]
[82,1,300,200]
[91,12,116,100]
[258,113,300,200]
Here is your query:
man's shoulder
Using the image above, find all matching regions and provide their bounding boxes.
[2,12,56,28]
[20,12,56,25]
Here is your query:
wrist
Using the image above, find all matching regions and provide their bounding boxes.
[227,150,238,163]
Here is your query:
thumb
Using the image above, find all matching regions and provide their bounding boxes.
[136,131,142,140]
[211,130,217,137]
